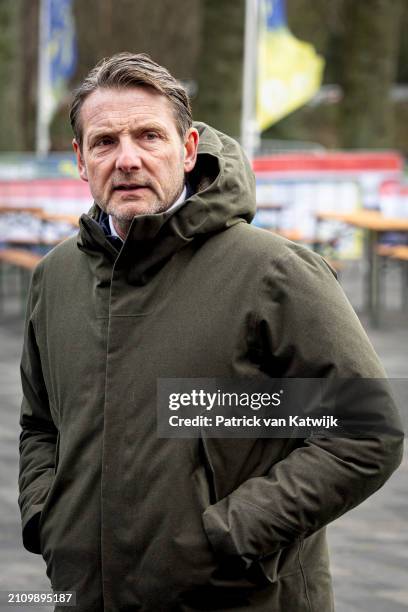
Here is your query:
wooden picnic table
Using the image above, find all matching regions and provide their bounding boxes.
[0,206,78,248]
[315,210,408,327]
[316,210,408,232]
[0,205,44,215]
[0,205,79,227]
[32,211,80,226]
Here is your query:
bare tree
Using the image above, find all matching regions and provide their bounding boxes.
[0,0,23,150]
[7,0,408,151]
[339,0,403,148]
[193,0,245,138]
[73,0,200,83]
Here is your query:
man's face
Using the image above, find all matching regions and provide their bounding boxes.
[73,86,199,238]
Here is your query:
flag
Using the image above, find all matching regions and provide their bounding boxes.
[256,0,324,131]
[43,0,77,122]
[37,0,77,153]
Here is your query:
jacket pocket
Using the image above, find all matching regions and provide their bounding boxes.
[38,480,55,559]
[38,434,59,557]
[254,539,303,585]
[199,436,304,589]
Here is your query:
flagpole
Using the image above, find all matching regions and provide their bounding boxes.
[36,0,50,157]
[241,0,259,162]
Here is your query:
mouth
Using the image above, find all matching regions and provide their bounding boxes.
[113,184,148,192]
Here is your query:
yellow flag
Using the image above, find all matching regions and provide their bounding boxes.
[256,0,324,131]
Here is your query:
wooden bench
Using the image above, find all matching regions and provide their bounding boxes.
[376,244,408,312]
[0,248,42,270]
[376,243,408,262]
[390,246,408,261]
[0,248,43,315]
[376,244,400,257]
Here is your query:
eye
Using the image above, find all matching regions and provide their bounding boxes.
[144,131,160,141]
[94,136,114,147]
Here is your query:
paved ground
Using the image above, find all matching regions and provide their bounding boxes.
[0,319,50,612]
[0,260,406,611]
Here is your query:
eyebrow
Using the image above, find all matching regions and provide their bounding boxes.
[87,122,167,143]
[86,129,115,144]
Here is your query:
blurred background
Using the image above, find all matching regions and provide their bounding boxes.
[0,1,407,610]
[1,0,408,151]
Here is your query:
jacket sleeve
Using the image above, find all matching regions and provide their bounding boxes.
[202,245,404,565]
[18,266,58,554]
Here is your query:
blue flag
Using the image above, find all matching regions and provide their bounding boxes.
[49,0,77,90]
[40,0,77,126]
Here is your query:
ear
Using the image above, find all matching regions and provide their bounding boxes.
[183,128,199,173]
[72,139,88,182]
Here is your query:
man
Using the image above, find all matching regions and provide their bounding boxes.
[19,53,403,612]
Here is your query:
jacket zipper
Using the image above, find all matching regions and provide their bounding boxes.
[200,435,219,504]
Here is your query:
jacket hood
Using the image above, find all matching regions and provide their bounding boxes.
[184,121,256,233]
[77,123,256,271]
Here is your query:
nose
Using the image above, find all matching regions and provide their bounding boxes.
[115,137,142,173]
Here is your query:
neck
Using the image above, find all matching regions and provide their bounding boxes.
[112,218,131,241]
[109,184,188,241]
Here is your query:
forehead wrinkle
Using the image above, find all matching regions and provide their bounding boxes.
[79,87,184,151]
[82,105,174,145]
[81,88,175,123]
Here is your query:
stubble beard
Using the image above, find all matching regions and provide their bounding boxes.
[103,176,185,239]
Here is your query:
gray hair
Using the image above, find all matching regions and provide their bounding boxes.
[69,52,192,147]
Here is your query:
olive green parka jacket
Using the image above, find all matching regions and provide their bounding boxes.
[19,123,403,612]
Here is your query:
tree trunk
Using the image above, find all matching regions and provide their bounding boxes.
[340,0,403,148]
[194,0,245,138]
[0,0,23,150]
